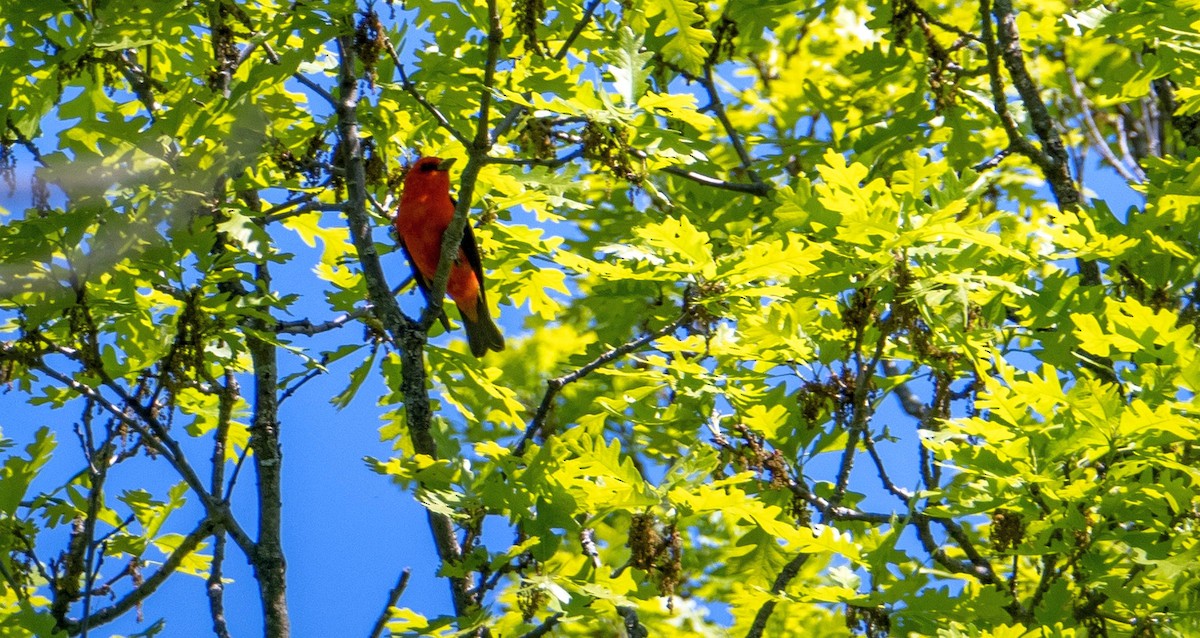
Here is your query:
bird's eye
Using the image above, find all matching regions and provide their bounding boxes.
[420,162,437,172]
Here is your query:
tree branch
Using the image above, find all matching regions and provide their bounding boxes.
[519,613,563,638]
[335,31,475,621]
[979,0,1044,168]
[207,531,232,638]
[368,567,411,638]
[700,65,761,184]
[4,119,47,166]
[830,325,888,508]
[988,0,1078,209]
[245,261,290,638]
[515,305,694,456]
[1065,67,1145,183]
[417,0,503,332]
[393,62,472,149]
[745,553,811,638]
[475,0,503,150]
[275,308,368,335]
[485,148,585,169]
[862,429,913,501]
[377,31,472,146]
[60,517,218,635]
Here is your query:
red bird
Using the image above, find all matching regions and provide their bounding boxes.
[394,156,504,357]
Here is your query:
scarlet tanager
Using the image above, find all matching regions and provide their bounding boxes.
[394,156,505,357]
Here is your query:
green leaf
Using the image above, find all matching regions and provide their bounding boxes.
[643,0,715,74]
[610,27,652,107]
[0,428,55,516]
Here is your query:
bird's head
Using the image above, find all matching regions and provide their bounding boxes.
[405,156,457,187]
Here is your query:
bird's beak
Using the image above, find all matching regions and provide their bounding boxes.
[436,158,457,171]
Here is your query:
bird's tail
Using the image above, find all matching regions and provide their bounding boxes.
[461,304,505,358]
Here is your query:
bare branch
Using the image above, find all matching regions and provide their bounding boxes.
[798,489,892,524]
[907,1,981,42]
[109,50,160,116]
[253,39,338,107]
[745,553,811,638]
[972,146,1013,173]
[831,327,889,507]
[519,614,564,638]
[979,0,1044,166]
[391,63,472,148]
[988,0,1100,319]
[862,430,913,501]
[515,305,695,457]
[486,148,585,169]
[275,309,367,335]
[661,163,771,195]
[263,199,343,225]
[555,0,602,61]
[378,34,465,145]
[1066,68,1145,183]
[475,0,503,150]
[207,531,232,638]
[368,568,412,638]
[700,66,761,184]
[59,517,218,635]
[5,120,47,166]
[210,370,236,499]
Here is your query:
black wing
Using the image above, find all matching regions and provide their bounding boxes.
[459,222,489,307]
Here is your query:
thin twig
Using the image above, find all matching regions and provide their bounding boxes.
[555,0,601,61]
[862,431,913,500]
[908,1,981,42]
[971,147,1013,173]
[661,164,771,195]
[224,446,251,505]
[256,40,337,107]
[1065,68,1145,183]
[519,613,564,638]
[278,367,324,405]
[57,517,218,634]
[5,120,47,166]
[394,63,472,148]
[745,553,811,638]
[32,347,256,557]
[783,468,892,525]
[485,148,585,168]
[368,568,412,638]
[830,329,889,507]
[515,306,694,456]
[700,66,761,184]
[111,50,160,116]
[275,309,367,335]
[475,0,503,149]
[263,200,344,224]
[912,516,995,585]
